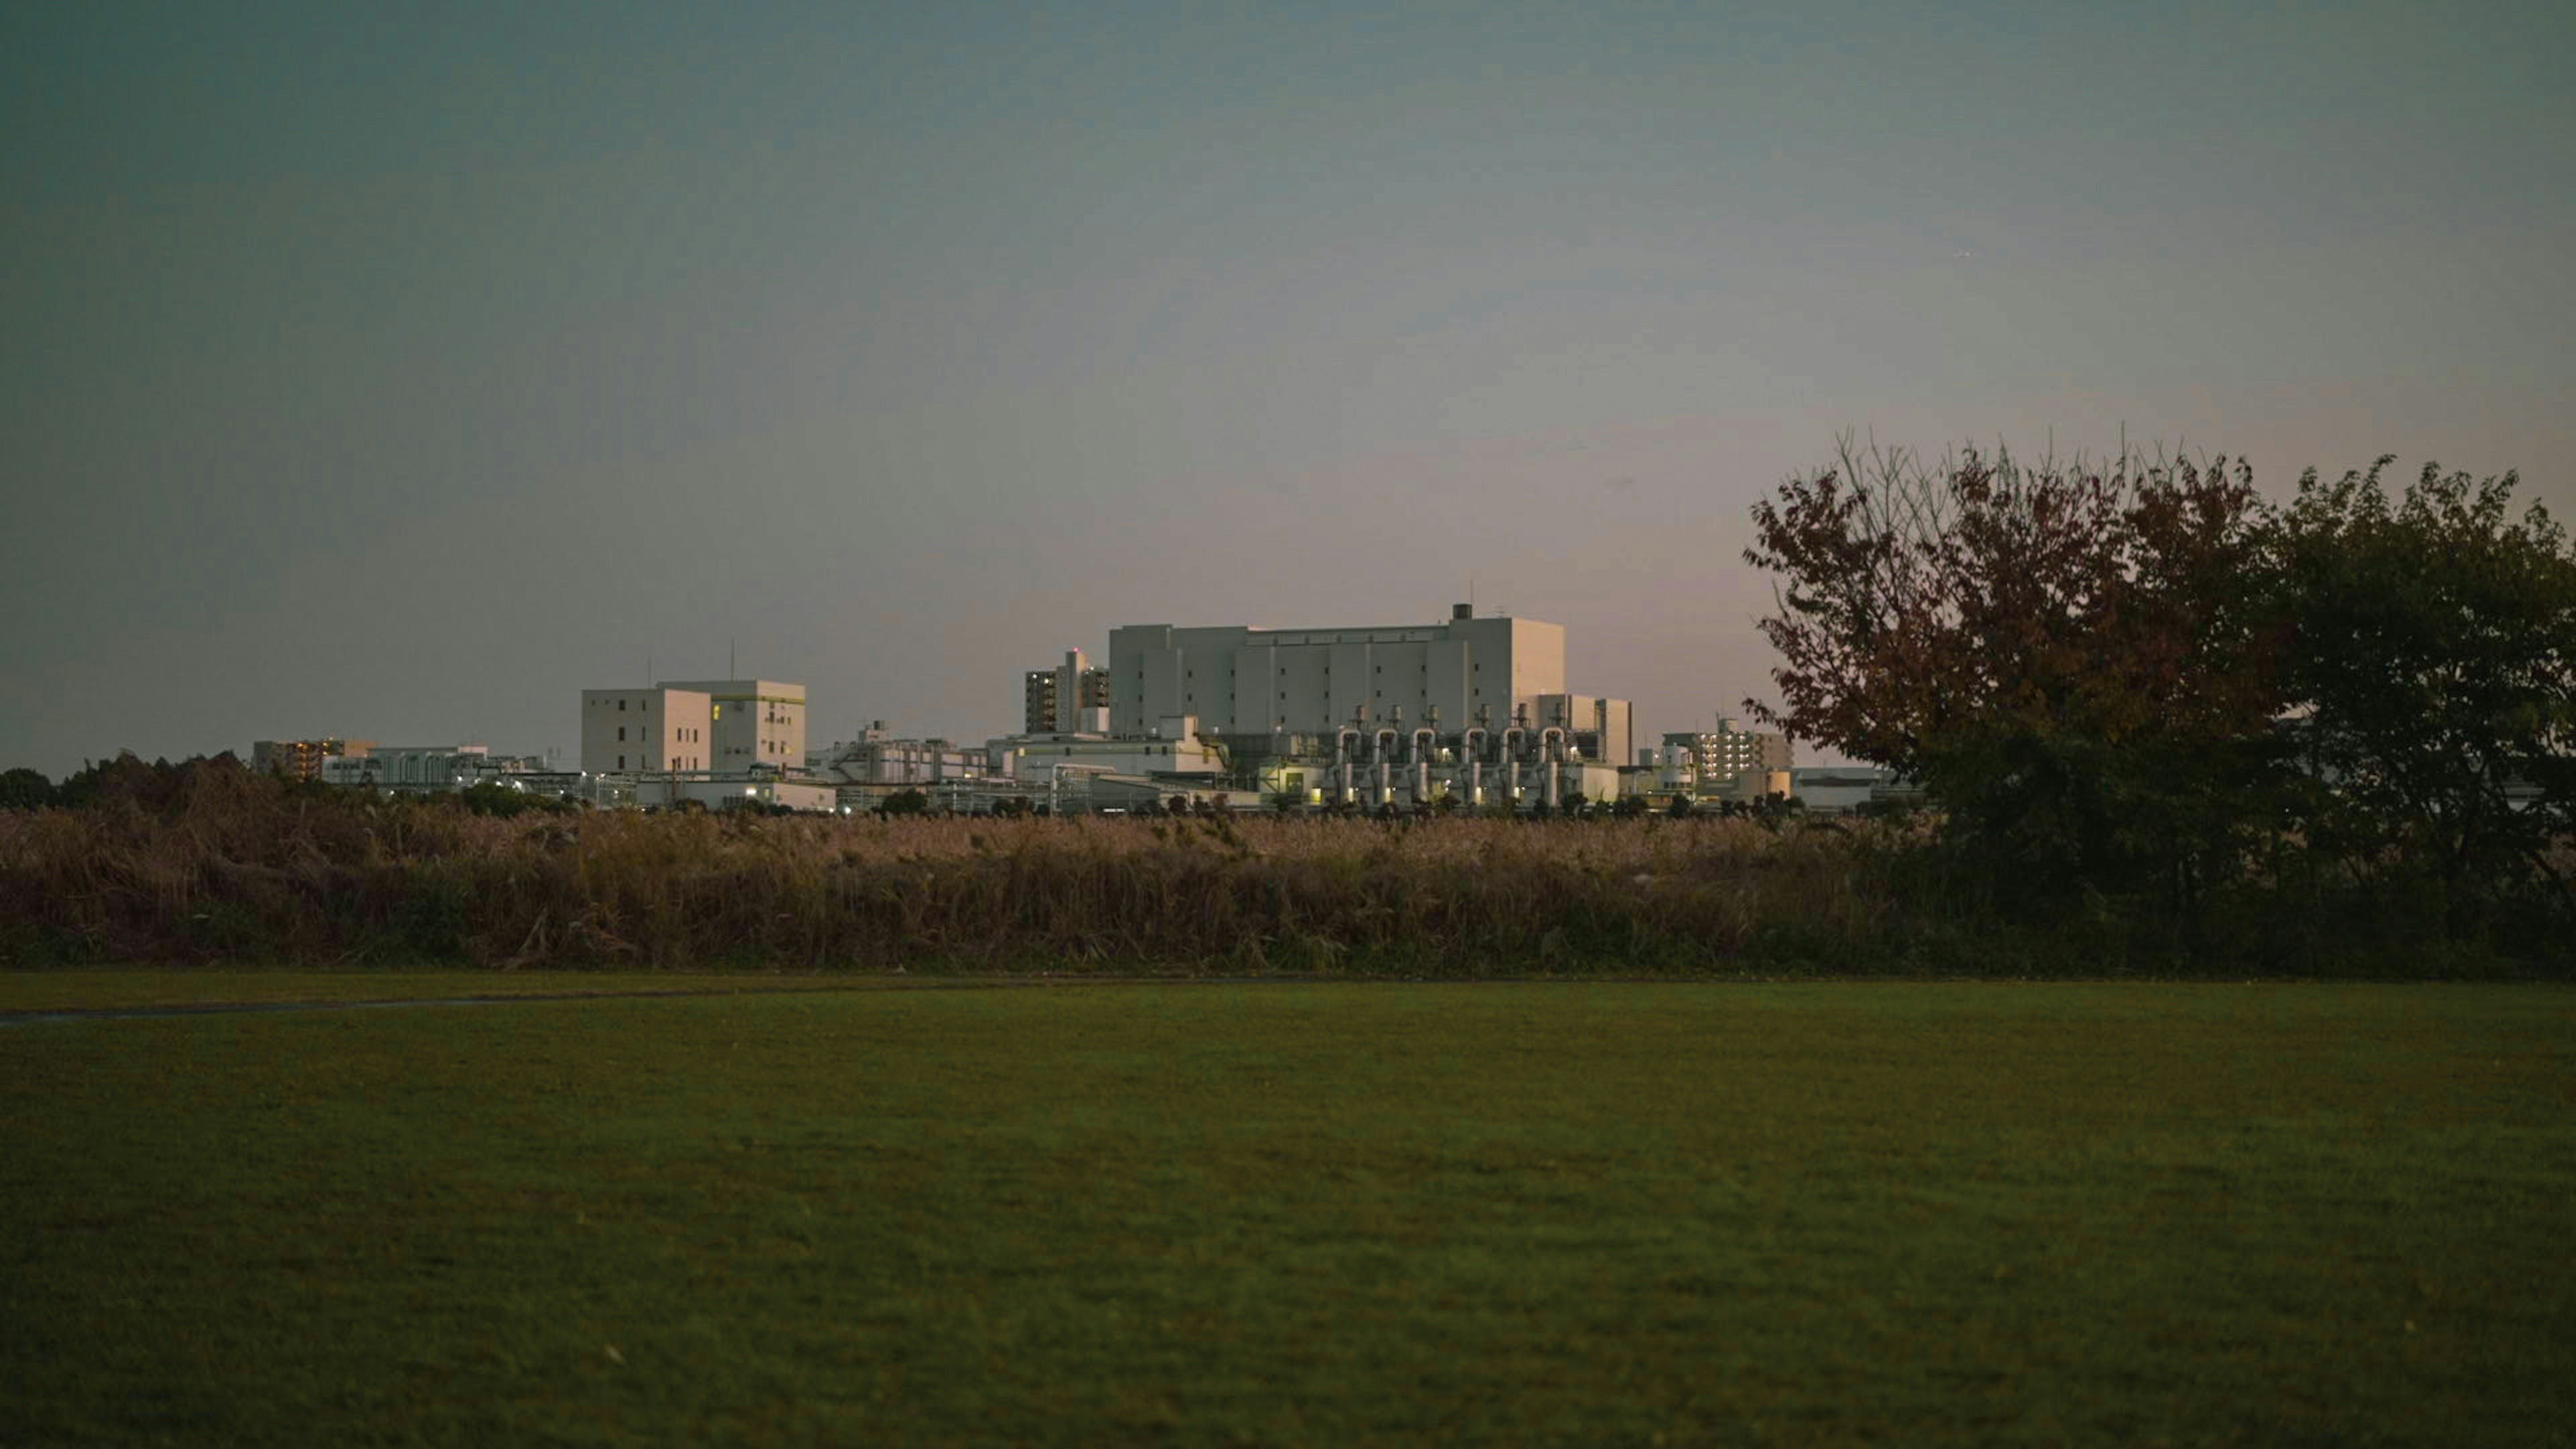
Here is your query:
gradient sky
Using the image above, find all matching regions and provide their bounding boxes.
[5,1,2571,776]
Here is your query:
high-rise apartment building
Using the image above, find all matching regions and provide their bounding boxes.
[1660,716,1792,796]
[251,738,373,781]
[1022,650,1111,734]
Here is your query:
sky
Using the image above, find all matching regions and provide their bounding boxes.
[5,0,2571,777]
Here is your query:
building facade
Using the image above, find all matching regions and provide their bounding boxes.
[1022,650,1113,734]
[811,722,988,787]
[1656,716,1793,798]
[660,678,806,771]
[580,688,715,775]
[1103,606,1631,763]
[251,738,372,781]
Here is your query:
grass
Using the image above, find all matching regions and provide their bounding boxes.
[0,969,914,1014]
[5,981,2572,1445]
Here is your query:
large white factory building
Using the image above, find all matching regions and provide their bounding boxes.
[1106,604,1631,765]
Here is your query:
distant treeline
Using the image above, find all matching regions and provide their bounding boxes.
[0,753,2561,977]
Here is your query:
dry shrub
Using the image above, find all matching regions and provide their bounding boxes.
[0,768,1926,973]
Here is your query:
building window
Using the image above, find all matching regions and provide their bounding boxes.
[617,755,626,769]
[619,700,627,711]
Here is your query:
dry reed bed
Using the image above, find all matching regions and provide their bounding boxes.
[0,794,1918,973]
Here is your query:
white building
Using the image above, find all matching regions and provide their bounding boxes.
[1105,605,1630,764]
[319,745,548,791]
[578,679,805,777]
[659,678,806,773]
[580,688,714,775]
[811,722,989,787]
[991,715,1228,784]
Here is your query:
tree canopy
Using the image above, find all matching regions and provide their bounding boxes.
[1746,438,2575,944]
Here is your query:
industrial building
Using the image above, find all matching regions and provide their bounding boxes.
[578,680,804,778]
[317,744,548,791]
[659,679,807,773]
[957,607,1639,812]
[1105,605,1632,765]
[580,688,712,775]
[574,678,828,811]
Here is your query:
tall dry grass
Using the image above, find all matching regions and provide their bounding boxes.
[0,765,1931,973]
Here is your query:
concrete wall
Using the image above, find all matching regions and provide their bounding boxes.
[580,689,713,774]
[1108,612,1574,738]
[661,679,805,772]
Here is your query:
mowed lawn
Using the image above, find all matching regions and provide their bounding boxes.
[3,982,2570,1446]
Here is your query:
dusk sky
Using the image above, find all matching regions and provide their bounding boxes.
[5,1,2571,777]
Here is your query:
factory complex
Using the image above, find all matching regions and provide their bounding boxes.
[257,607,1891,815]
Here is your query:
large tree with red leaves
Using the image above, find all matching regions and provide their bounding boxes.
[1743,438,2287,906]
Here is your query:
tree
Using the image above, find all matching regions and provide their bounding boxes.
[2273,459,2576,931]
[1745,438,2285,906]
[0,767,52,810]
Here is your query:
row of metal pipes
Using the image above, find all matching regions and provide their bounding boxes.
[1329,726,1580,809]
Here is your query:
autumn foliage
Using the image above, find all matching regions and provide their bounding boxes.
[1746,439,2285,907]
[1748,437,2576,949]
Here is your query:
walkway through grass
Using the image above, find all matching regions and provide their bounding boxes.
[5,982,2570,1444]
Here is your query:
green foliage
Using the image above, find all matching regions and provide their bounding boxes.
[2273,459,2576,934]
[0,767,53,810]
[876,788,932,817]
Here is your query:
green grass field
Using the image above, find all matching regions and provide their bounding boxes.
[5,979,2571,1446]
